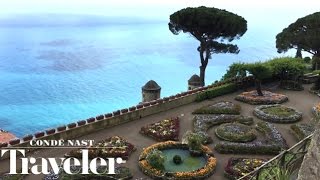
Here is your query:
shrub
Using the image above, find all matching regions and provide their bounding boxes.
[193,114,254,144]
[215,123,256,142]
[254,105,302,123]
[312,56,320,70]
[173,155,182,164]
[266,57,306,78]
[215,122,288,155]
[187,133,203,151]
[146,149,165,170]
[222,62,247,80]
[195,83,237,102]
[290,124,315,141]
[304,57,311,63]
[311,70,320,75]
[193,101,241,115]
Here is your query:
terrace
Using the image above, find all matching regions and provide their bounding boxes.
[0,80,318,179]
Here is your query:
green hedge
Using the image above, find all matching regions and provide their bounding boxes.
[214,122,287,155]
[193,102,241,115]
[195,83,237,102]
[290,124,315,141]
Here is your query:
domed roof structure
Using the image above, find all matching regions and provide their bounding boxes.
[188,74,201,83]
[142,80,161,91]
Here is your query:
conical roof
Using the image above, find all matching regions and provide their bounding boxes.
[188,74,201,83]
[142,80,161,91]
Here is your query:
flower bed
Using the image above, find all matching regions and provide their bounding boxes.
[235,90,288,105]
[224,158,265,179]
[65,136,136,160]
[193,101,241,115]
[290,124,315,141]
[254,104,302,123]
[140,117,179,141]
[193,114,253,144]
[215,123,256,142]
[44,166,132,180]
[138,141,216,180]
[215,122,288,155]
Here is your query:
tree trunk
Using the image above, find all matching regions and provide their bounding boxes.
[199,44,209,87]
[255,79,263,96]
[199,65,206,86]
[295,47,302,58]
[316,52,320,70]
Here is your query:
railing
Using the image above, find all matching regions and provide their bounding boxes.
[238,134,313,180]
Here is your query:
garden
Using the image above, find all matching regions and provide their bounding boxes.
[65,136,136,160]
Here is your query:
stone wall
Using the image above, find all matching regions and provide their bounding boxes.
[297,123,320,180]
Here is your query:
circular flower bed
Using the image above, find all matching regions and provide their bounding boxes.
[139,141,216,179]
[224,157,265,179]
[215,123,256,142]
[235,90,288,105]
[254,104,302,123]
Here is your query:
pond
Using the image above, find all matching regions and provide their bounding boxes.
[161,149,206,172]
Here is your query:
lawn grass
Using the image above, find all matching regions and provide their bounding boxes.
[262,106,296,117]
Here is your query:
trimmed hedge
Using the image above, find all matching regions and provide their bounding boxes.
[290,124,315,141]
[215,123,256,142]
[195,83,237,102]
[193,114,254,144]
[193,101,241,115]
[215,122,288,155]
[254,104,302,123]
[215,141,282,155]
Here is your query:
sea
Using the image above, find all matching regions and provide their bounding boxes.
[0,8,314,137]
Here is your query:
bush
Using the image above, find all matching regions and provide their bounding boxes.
[222,62,247,80]
[173,155,182,164]
[304,57,311,63]
[187,133,203,151]
[290,124,315,141]
[193,115,254,144]
[254,105,302,123]
[146,149,166,170]
[215,141,282,155]
[215,123,256,142]
[215,122,288,155]
[195,83,237,102]
[266,57,306,77]
[311,70,320,75]
[193,101,241,115]
[312,56,320,70]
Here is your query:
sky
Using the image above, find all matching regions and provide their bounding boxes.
[0,0,319,17]
[0,0,319,30]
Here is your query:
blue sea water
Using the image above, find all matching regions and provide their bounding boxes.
[0,11,310,137]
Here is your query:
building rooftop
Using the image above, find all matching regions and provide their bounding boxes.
[142,80,161,91]
[0,129,16,143]
[188,74,201,83]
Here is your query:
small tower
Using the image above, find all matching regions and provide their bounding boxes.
[188,74,201,90]
[142,80,161,102]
